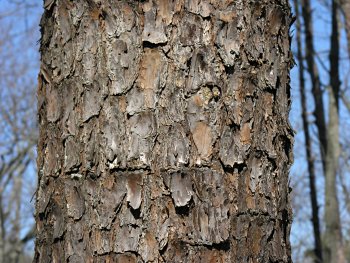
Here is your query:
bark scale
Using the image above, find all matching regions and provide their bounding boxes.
[34,0,294,262]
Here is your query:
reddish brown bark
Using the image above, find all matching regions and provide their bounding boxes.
[34,1,294,262]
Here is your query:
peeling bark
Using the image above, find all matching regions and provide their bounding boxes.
[34,0,294,262]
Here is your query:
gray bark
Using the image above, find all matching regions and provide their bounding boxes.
[34,0,294,262]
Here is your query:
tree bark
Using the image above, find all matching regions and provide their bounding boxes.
[294,1,323,262]
[34,1,294,262]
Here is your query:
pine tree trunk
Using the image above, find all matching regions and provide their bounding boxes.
[34,1,294,262]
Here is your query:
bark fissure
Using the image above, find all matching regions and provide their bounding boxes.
[34,0,294,262]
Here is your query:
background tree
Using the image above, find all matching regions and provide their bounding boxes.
[294,0,322,262]
[0,1,41,262]
[292,0,350,262]
[34,0,294,262]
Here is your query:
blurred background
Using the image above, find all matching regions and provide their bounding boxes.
[0,0,349,262]
[0,0,40,262]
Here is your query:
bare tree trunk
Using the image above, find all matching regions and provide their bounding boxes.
[294,1,323,262]
[8,166,24,263]
[300,0,346,261]
[300,0,327,169]
[0,194,5,263]
[34,1,294,262]
[324,1,345,262]
[340,0,350,57]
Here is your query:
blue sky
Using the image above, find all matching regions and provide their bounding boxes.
[289,0,350,261]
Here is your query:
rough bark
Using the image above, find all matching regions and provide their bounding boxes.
[323,1,345,262]
[34,0,294,262]
[294,0,322,261]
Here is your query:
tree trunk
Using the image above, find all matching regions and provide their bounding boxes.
[324,1,345,262]
[294,0,323,261]
[300,0,327,171]
[340,0,350,58]
[34,1,294,262]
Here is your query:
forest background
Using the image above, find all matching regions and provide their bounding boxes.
[0,0,349,262]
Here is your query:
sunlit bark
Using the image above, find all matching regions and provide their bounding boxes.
[34,1,294,262]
